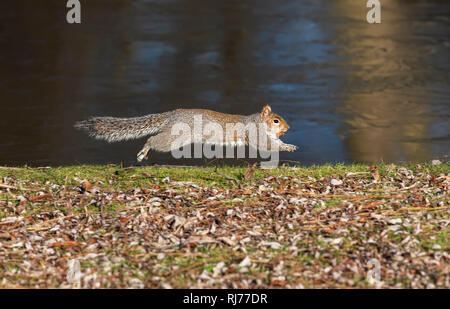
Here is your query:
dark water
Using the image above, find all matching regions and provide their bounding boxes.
[0,0,449,166]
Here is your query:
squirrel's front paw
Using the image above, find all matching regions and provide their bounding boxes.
[282,144,298,152]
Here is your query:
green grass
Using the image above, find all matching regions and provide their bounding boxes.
[1,162,448,190]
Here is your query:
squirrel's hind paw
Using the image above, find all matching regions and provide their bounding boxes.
[137,150,149,162]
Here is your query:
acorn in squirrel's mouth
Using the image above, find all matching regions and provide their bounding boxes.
[278,129,289,138]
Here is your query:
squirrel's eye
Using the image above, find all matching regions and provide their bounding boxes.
[273,119,279,124]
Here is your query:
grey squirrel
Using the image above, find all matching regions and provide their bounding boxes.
[75,105,298,162]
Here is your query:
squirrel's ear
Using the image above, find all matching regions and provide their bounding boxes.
[261,105,272,120]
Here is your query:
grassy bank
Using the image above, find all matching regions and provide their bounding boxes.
[0,163,449,288]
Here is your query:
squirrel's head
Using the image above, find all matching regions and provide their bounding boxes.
[260,105,290,139]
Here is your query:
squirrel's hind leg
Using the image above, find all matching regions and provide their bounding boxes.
[137,139,152,162]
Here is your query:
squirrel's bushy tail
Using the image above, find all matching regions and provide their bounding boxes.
[74,113,169,143]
